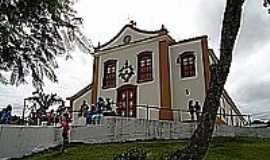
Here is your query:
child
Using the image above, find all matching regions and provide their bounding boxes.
[60,116,70,152]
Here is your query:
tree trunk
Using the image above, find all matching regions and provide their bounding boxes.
[171,0,246,159]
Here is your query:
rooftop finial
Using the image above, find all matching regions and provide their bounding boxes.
[129,20,137,27]
[161,24,165,30]
[159,24,168,35]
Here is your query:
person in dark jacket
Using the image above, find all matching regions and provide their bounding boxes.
[188,100,195,121]
[105,98,112,111]
[1,105,12,124]
[0,108,6,124]
[79,100,89,117]
[194,101,201,121]
[96,97,105,113]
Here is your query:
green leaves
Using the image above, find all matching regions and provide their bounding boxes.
[0,0,82,88]
[27,87,63,110]
[113,147,147,160]
[263,0,270,13]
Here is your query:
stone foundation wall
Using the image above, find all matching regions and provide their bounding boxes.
[0,117,269,159]
[0,125,61,159]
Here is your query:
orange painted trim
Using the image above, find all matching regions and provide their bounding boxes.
[201,37,210,94]
[91,56,100,104]
[159,40,173,120]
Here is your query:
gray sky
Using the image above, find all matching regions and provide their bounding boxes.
[0,0,270,120]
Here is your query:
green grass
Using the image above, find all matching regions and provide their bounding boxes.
[22,137,270,160]
[207,137,270,160]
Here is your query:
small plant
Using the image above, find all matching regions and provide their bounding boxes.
[113,147,147,160]
[160,150,180,160]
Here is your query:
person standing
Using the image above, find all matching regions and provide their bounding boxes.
[194,101,201,121]
[188,100,195,121]
[0,108,7,124]
[47,109,55,125]
[79,100,89,117]
[94,97,105,124]
[60,116,70,152]
[105,98,112,111]
[96,97,105,112]
[2,105,12,124]
[84,106,90,125]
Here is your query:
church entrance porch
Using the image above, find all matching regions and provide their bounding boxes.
[117,84,137,117]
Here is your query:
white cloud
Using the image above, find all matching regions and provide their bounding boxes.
[0,49,93,115]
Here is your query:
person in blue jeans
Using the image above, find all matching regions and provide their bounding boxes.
[0,108,6,124]
[94,98,105,124]
[85,105,96,125]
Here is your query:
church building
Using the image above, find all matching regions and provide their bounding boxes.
[67,22,246,126]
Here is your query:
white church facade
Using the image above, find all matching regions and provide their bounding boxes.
[67,22,246,126]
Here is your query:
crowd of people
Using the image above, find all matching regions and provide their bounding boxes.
[28,103,71,126]
[0,105,12,124]
[80,97,114,125]
[0,103,71,152]
[188,100,201,121]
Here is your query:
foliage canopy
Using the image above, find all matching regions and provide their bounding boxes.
[0,0,83,88]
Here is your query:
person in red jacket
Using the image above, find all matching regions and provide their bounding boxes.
[60,116,70,152]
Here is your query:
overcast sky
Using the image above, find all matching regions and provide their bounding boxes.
[1,0,270,120]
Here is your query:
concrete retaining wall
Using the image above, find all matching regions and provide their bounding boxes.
[0,125,61,159]
[214,125,270,138]
[70,118,196,144]
[0,117,270,159]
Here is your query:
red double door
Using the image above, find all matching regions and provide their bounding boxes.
[117,84,137,117]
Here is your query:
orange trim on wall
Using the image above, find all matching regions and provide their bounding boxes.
[201,37,210,94]
[159,40,173,120]
[91,56,100,104]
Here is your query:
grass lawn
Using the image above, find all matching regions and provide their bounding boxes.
[22,137,270,160]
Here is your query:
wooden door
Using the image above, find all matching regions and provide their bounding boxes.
[117,84,137,117]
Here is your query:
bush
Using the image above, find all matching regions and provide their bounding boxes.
[160,150,180,160]
[113,147,147,160]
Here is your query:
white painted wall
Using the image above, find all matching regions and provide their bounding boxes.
[169,40,206,120]
[71,118,270,143]
[97,39,161,120]
[102,26,160,50]
[1,118,269,159]
[72,89,92,125]
[0,125,61,159]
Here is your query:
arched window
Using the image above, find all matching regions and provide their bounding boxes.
[137,51,153,83]
[103,60,117,89]
[178,52,196,78]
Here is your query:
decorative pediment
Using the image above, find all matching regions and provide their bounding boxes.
[96,21,168,51]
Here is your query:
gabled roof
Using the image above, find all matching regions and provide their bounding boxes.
[66,84,92,101]
[208,49,219,64]
[222,90,246,121]
[95,23,173,51]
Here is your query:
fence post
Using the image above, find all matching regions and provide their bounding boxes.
[22,99,26,125]
[177,110,180,122]
[180,110,183,122]
[230,110,234,126]
[146,105,149,120]
[248,115,251,126]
